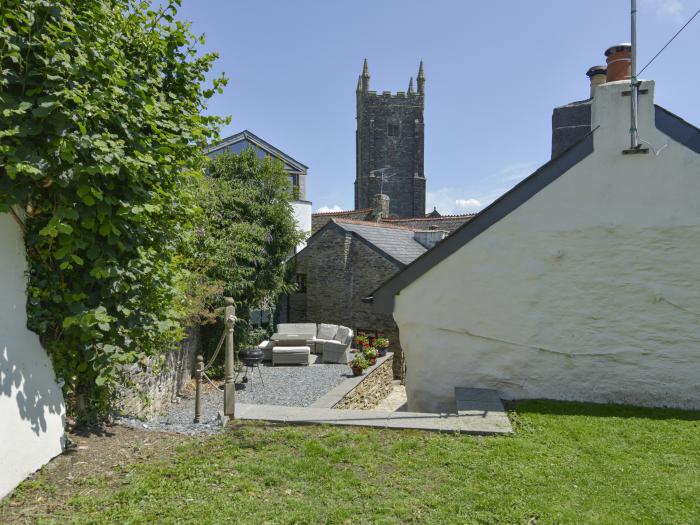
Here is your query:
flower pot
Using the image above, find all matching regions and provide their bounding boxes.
[369,357,377,366]
[352,366,364,377]
[377,348,386,357]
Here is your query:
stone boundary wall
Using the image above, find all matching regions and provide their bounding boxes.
[334,355,394,410]
[113,325,200,419]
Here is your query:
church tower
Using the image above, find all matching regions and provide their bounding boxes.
[354,60,426,218]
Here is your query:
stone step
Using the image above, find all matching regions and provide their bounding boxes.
[234,399,511,435]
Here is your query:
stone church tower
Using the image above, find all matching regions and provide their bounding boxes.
[354,59,426,218]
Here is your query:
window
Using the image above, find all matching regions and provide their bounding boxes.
[387,123,399,137]
[295,274,307,293]
[289,174,300,200]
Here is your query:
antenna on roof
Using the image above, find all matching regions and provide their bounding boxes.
[630,0,640,150]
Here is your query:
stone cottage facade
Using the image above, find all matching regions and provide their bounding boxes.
[283,218,436,377]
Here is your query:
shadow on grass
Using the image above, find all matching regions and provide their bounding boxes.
[510,399,700,421]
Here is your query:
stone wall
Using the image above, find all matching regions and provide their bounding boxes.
[334,356,394,410]
[113,325,200,419]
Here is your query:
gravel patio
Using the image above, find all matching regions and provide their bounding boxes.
[117,360,353,435]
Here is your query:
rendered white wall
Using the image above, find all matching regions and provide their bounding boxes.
[292,200,312,252]
[0,212,65,499]
[394,80,700,412]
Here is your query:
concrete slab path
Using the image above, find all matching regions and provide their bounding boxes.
[234,387,512,435]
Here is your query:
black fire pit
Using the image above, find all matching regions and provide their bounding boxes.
[236,347,265,388]
[239,346,264,366]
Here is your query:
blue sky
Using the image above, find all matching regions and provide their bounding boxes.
[178,0,700,214]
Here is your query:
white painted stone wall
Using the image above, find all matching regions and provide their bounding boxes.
[394,80,700,412]
[0,211,65,499]
[292,200,312,252]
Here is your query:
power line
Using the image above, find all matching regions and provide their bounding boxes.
[638,8,700,76]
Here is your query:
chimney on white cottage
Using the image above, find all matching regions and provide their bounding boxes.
[586,65,607,98]
[605,43,632,82]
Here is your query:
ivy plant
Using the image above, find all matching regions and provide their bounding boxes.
[0,0,227,421]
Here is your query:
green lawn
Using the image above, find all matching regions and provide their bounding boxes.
[5,401,700,524]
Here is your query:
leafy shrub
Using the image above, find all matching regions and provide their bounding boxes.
[0,0,226,421]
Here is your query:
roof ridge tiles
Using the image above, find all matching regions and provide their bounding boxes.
[312,208,373,216]
[384,213,476,222]
[332,218,417,231]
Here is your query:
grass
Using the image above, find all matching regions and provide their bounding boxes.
[3,400,699,524]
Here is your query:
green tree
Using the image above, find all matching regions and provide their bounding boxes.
[0,0,227,421]
[185,148,305,348]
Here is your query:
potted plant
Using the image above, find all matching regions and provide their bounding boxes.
[375,336,389,357]
[354,332,368,350]
[363,347,378,365]
[350,354,369,376]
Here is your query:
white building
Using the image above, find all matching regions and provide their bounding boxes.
[206,130,312,252]
[1,209,65,499]
[373,49,700,413]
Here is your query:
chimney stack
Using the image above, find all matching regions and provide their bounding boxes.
[371,193,390,221]
[605,43,632,82]
[414,230,447,250]
[586,65,607,97]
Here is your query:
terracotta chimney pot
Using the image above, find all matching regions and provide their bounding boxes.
[605,43,632,82]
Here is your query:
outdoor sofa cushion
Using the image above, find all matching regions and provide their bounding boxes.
[257,340,275,361]
[316,323,338,340]
[334,326,352,345]
[276,323,317,338]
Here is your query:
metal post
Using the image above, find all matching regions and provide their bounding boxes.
[630,0,639,149]
[223,297,236,417]
[194,354,204,423]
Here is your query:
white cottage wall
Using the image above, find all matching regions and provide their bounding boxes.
[394,80,700,412]
[0,212,65,499]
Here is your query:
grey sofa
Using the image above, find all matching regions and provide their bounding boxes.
[317,324,354,364]
[259,323,354,365]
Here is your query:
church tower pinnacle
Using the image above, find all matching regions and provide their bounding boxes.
[417,60,425,95]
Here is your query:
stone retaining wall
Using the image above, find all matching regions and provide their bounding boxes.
[334,356,394,410]
[112,325,200,419]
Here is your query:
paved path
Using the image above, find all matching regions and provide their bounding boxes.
[235,387,512,435]
[374,382,408,412]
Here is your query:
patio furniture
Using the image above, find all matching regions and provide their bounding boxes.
[257,340,275,361]
[272,345,311,366]
[321,325,354,364]
[273,323,319,353]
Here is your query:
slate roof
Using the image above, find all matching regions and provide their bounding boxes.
[205,130,308,172]
[333,219,427,266]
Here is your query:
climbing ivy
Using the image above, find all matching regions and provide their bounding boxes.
[0,0,227,421]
